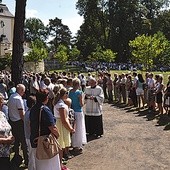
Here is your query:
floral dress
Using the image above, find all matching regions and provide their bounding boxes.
[0,111,12,157]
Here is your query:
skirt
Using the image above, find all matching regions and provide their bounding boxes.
[56,119,71,149]
[71,112,87,148]
[33,148,61,170]
[85,115,103,136]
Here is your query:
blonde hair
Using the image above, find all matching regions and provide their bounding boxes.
[72,78,80,88]
[64,98,72,108]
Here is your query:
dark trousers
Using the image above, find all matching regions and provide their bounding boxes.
[108,89,113,102]
[131,88,138,107]
[0,157,11,170]
[103,86,108,99]
[85,115,103,136]
[9,119,28,165]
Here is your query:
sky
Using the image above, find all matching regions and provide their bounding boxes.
[3,0,83,36]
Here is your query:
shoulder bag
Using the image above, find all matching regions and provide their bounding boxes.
[34,106,60,160]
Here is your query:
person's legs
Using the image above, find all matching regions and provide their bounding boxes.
[26,139,36,170]
[103,86,108,100]
[137,95,140,109]
[141,95,145,108]
[108,90,113,102]
[158,103,163,114]
[17,120,29,165]
[0,157,11,170]
[8,120,20,155]
[122,86,126,103]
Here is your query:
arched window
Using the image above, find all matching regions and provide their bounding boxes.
[0,8,3,13]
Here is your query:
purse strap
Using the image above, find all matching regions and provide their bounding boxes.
[38,106,44,137]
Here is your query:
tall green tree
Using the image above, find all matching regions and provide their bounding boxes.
[107,0,149,62]
[24,39,48,62]
[76,0,108,59]
[54,44,69,67]
[24,18,48,43]
[129,32,169,70]
[47,17,72,52]
[69,46,80,62]
[11,0,27,85]
[140,0,170,34]
[153,9,170,40]
[76,0,169,62]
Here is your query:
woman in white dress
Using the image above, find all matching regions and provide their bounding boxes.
[68,78,87,152]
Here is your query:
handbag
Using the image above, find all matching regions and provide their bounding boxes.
[34,106,60,160]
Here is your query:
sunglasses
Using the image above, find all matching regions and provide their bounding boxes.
[65,91,69,95]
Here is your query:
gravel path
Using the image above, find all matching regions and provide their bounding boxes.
[67,103,170,170]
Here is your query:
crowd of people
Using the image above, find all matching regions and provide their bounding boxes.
[0,69,169,170]
[106,72,170,115]
[0,70,104,170]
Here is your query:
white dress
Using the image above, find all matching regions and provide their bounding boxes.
[33,148,61,170]
[71,111,87,148]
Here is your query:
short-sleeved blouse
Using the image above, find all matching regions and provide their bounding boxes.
[69,90,82,112]
[53,99,69,118]
[0,111,12,157]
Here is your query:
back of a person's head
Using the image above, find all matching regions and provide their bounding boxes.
[133,72,137,77]
[44,77,51,86]
[36,89,49,103]
[27,95,36,108]
[16,84,25,93]
[8,81,15,88]
[53,87,67,105]
[53,84,63,95]
[63,71,66,76]
[72,78,80,87]
[67,78,73,85]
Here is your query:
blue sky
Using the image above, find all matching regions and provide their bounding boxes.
[3,0,83,35]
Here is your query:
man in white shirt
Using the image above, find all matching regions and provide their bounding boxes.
[8,84,28,167]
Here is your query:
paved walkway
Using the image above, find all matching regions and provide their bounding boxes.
[67,103,170,170]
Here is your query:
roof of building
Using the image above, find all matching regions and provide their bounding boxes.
[0,4,14,18]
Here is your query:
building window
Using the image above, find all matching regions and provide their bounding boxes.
[0,8,3,13]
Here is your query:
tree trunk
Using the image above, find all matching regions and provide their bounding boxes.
[11,0,27,85]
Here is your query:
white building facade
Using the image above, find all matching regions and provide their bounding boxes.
[0,3,14,57]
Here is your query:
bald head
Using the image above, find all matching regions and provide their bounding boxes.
[16,84,25,96]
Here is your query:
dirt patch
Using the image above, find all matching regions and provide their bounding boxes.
[67,103,170,170]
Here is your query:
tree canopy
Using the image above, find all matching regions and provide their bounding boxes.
[129,31,169,70]
[24,17,48,43]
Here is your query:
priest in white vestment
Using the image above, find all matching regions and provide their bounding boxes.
[84,77,104,138]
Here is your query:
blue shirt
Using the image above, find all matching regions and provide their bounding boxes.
[69,90,82,112]
[30,103,56,148]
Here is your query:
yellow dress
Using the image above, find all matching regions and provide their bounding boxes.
[54,99,71,149]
